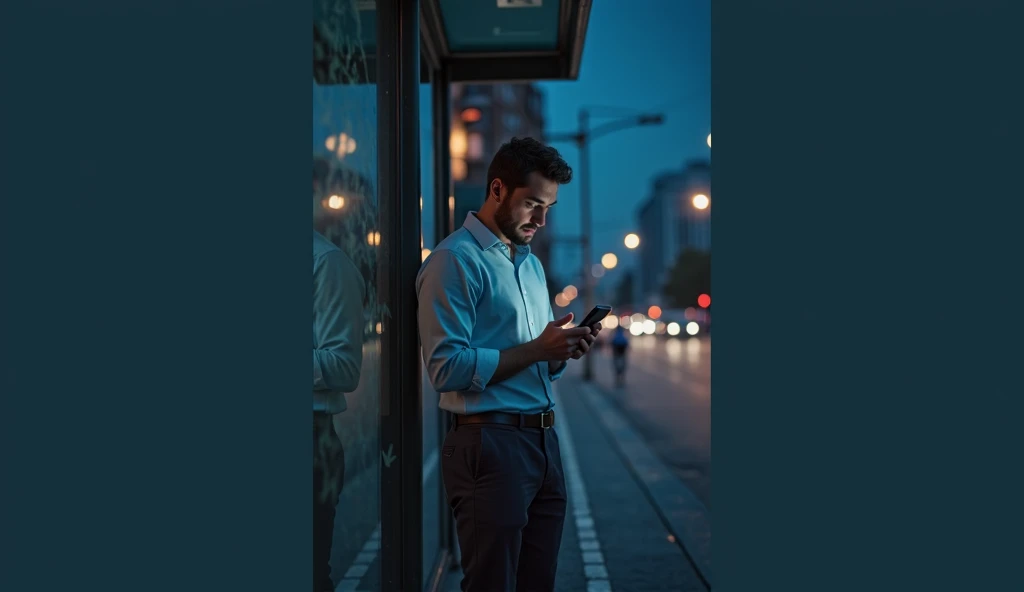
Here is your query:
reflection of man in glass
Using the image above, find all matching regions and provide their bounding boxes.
[417,138,600,591]
[312,229,364,592]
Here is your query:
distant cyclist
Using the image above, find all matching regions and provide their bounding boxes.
[611,325,629,387]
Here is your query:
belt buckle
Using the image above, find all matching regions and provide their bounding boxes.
[540,411,552,429]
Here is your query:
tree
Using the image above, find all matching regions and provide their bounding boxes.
[662,248,711,309]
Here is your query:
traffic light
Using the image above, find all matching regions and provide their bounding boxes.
[698,293,711,308]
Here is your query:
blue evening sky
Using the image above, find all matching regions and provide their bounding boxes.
[537,1,710,282]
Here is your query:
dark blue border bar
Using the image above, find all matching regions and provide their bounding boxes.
[716,0,1024,590]
[1,1,309,589]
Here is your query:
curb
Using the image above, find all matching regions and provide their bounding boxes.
[578,382,713,589]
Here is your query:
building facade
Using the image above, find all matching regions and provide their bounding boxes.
[636,159,711,304]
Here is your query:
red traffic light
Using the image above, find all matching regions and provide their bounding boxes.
[697,294,711,308]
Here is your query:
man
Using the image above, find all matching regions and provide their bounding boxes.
[312,229,365,592]
[417,137,601,591]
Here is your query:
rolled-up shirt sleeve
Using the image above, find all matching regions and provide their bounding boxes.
[313,249,365,393]
[416,250,499,393]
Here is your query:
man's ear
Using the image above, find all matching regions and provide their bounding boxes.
[491,180,502,202]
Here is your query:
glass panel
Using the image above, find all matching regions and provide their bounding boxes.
[421,85,436,254]
[419,79,447,588]
[313,1,381,591]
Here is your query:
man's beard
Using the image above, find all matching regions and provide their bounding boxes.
[495,200,537,246]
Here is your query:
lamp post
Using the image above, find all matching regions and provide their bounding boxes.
[547,108,664,381]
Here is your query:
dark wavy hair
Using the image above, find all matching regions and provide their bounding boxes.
[485,137,573,201]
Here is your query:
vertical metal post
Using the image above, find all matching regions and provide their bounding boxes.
[430,62,456,566]
[377,0,422,590]
[578,109,594,382]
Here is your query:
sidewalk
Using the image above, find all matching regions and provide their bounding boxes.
[443,362,711,592]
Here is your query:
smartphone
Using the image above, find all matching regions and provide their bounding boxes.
[579,305,613,329]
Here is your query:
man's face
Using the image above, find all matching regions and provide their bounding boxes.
[494,171,559,246]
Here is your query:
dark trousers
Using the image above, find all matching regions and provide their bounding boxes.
[313,413,345,592]
[441,422,568,592]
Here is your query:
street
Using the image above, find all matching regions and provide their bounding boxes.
[590,334,712,510]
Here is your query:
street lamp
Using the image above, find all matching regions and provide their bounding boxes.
[692,194,710,210]
[601,253,618,269]
[547,109,664,381]
[624,233,640,249]
[707,133,711,148]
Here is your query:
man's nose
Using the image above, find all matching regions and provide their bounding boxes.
[533,210,547,227]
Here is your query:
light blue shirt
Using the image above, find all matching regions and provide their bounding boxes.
[313,230,365,413]
[416,212,566,415]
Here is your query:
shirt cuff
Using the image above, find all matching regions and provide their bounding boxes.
[313,352,325,390]
[470,348,501,392]
[548,360,567,381]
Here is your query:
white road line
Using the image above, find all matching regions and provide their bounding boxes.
[334,448,439,592]
[551,384,614,592]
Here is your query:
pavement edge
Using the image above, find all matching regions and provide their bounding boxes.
[578,381,713,588]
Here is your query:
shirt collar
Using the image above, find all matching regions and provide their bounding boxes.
[463,212,531,256]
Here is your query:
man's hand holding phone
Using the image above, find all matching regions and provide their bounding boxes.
[572,306,608,359]
[535,313,593,362]
[534,308,608,367]
[573,303,610,354]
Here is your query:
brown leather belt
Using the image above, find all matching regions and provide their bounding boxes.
[453,410,555,429]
